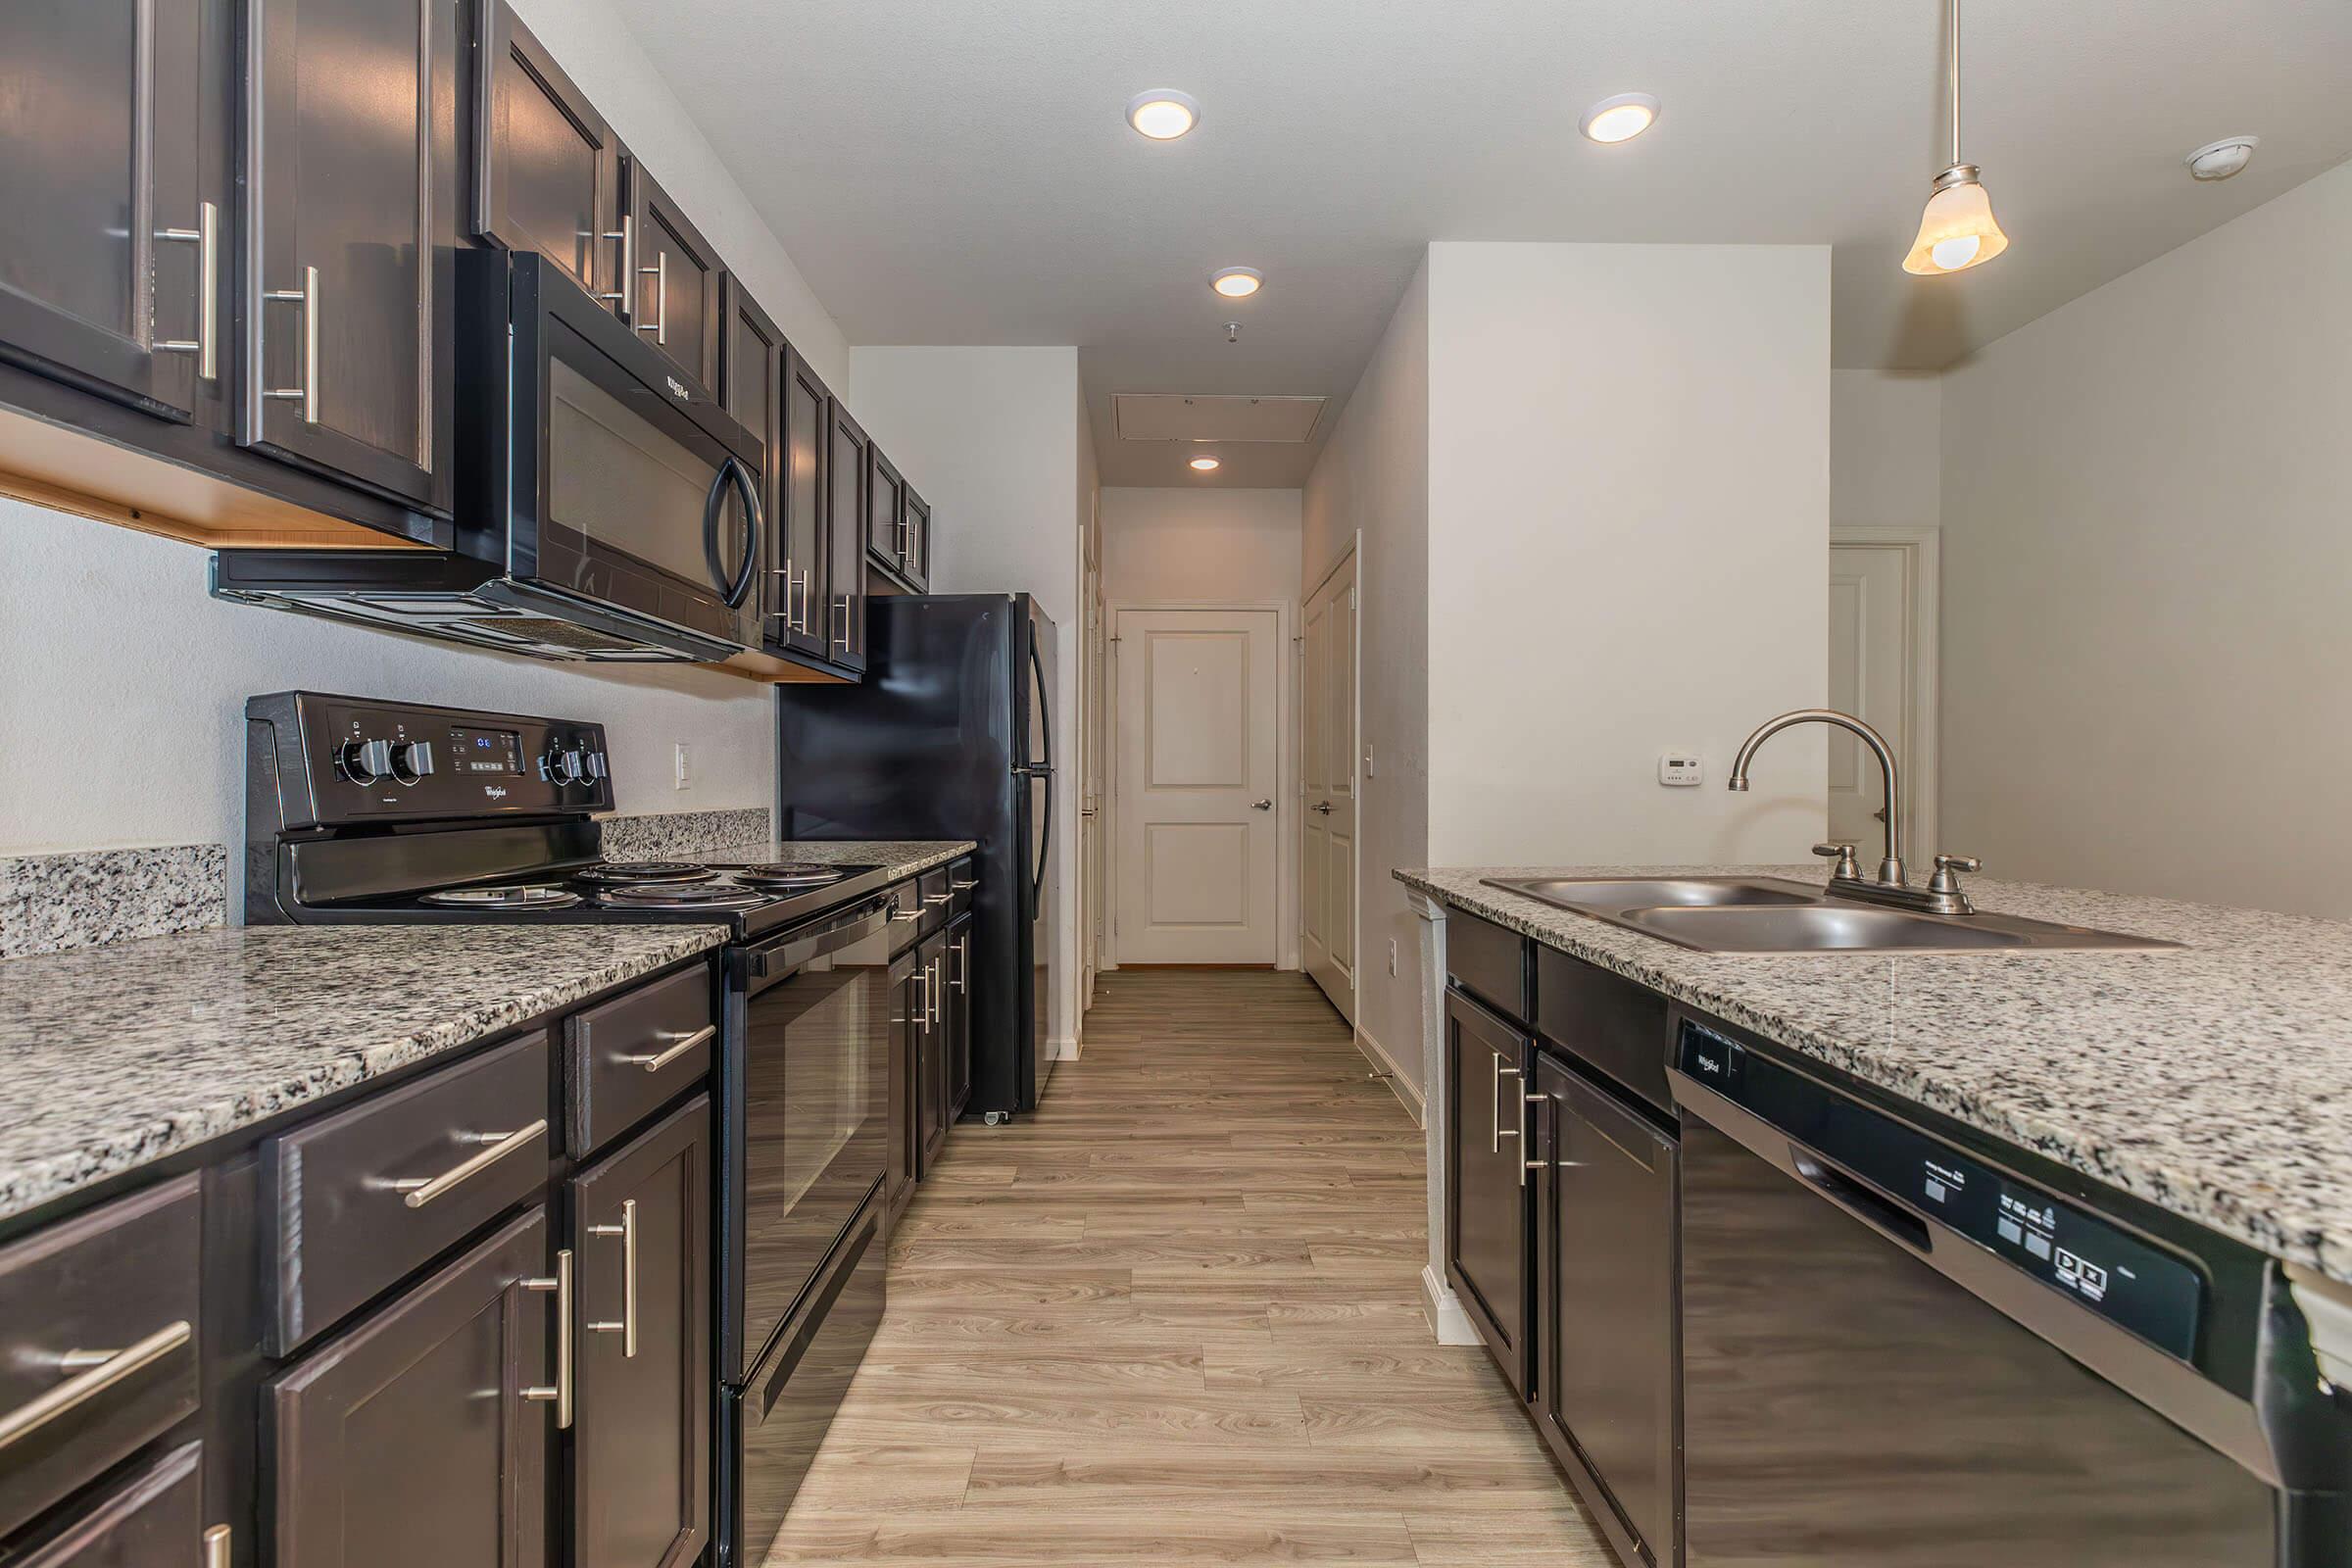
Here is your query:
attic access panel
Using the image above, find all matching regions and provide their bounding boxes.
[1111,394,1326,444]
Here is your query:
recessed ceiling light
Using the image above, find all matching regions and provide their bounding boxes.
[1210,267,1263,299]
[1127,90,1200,141]
[1189,456,1221,471]
[1579,92,1659,144]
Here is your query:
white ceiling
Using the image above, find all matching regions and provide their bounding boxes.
[610,0,2352,487]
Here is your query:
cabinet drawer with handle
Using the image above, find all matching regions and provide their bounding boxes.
[917,867,953,935]
[264,1031,553,1354]
[0,1175,201,1541]
[948,857,978,917]
[565,963,714,1158]
[3,1440,226,1568]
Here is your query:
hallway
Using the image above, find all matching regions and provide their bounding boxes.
[768,969,1613,1565]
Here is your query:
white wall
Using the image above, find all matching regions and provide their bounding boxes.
[1424,241,1832,869]
[1302,261,1430,1085]
[0,505,773,857]
[1101,488,1301,604]
[1938,160,2352,917]
[847,346,1087,1052]
[0,0,849,866]
[1833,369,1941,533]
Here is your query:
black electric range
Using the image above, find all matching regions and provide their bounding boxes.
[245,690,899,1568]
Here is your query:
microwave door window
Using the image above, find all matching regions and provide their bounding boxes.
[548,357,743,593]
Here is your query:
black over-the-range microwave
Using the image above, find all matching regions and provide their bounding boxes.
[213,251,766,662]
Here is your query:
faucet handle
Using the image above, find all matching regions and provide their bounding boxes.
[1928,853,1981,894]
[1812,841,1861,881]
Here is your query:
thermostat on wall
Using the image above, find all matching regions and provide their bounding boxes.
[1658,752,1704,787]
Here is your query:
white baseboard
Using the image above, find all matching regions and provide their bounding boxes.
[1354,1023,1424,1126]
[1421,1265,1480,1346]
[1051,1033,1081,1061]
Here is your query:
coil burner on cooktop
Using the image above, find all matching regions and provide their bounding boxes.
[574,860,718,885]
[418,884,584,909]
[593,880,772,911]
[707,861,851,889]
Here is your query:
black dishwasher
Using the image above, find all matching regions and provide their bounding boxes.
[1673,1018,2302,1567]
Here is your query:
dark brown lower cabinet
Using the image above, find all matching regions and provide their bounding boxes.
[886,942,920,1221]
[1444,986,1533,1397]
[568,1096,710,1568]
[8,1441,212,1568]
[270,1207,552,1568]
[1532,1053,1681,1567]
[913,931,949,1177]
[944,912,973,1120]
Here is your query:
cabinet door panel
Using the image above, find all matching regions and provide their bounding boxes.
[945,915,973,1119]
[0,0,206,418]
[9,1441,209,1568]
[270,1208,551,1568]
[474,1,617,304]
[625,161,721,398]
[245,0,458,513]
[776,346,831,660]
[570,1097,710,1568]
[865,445,902,574]
[826,404,870,671]
[913,934,948,1177]
[885,944,918,1220]
[1444,988,1531,1396]
[900,485,931,592]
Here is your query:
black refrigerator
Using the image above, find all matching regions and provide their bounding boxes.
[775,594,1057,1117]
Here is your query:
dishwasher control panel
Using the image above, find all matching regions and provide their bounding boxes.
[1678,1022,2204,1360]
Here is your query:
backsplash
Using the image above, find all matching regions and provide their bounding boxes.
[0,808,772,960]
[0,845,229,959]
[599,807,772,861]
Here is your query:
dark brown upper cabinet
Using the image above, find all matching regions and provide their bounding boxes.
[865,444,904,577]
[719,278,786,651]
[621,158,722,398]
[243,0,461,516]
[270,1207,553,1568]
[827,403,870,668]
[473,1,622,310]
[0,0,214,422]
[775,345,834,662]
[568,1098,711,1568]
[899,483,932,593]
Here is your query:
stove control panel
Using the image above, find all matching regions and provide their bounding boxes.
[248,691,613,828]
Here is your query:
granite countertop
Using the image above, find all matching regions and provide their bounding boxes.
[1397,864,2352,1286]
[712,840,976,876]
[0,924,725,1226]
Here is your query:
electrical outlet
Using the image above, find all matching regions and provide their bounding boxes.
[673,743,692,791]
[1388,938,1398,976]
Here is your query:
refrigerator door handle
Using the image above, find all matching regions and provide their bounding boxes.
[1026,626,1054,902]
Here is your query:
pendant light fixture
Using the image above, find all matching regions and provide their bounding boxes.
[1903,0,2009,275]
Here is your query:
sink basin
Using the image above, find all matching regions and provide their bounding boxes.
[1485,875,1823,910]
[1625,904,2030,953]
[1480,873,2180,955]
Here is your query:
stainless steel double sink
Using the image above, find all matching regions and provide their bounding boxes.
[1481,876,2180,955]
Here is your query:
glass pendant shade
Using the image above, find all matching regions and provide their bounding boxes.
[1902,167,2009,274]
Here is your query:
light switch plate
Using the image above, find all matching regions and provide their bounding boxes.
[1658,751,1703,787]
[673,743,692,790]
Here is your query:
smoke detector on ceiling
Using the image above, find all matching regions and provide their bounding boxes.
[2185,137,2258,181]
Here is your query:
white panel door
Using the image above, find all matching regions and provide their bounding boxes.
[1301,554,1357,1020]
[1114,609,1281,963]
[1828,543,1914,859]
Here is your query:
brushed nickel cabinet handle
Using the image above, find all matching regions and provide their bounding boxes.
[1492,1059,1523,1153]
[519,1248,573,1428]
[795,567,814,634]
[953,936,968,994]
[621,1024,712,1073]
[1520,1093,1544,1188]
[889,908,920,924]
[586,1199,638,1358]
[637,249,666,342]
[203,1523,231,1568]
[922,894,952,906]
[154,199,219,379]
[950,879,978,891]
[927,958,943,1027]
[391,1118,547,1208]
[263,264,319,423]
[599,215,632,308]
[833,594,853,652]
[0,1320,192,1450]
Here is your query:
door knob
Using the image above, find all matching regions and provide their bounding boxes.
[1251,799,1272,810]
[1312,801,1334,814]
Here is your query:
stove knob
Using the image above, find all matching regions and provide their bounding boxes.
[549,748,586,785]
[583,750,608,782]
[389,740,434,786]
[337,738,392,785]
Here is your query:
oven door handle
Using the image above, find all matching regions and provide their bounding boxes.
[748,898,891,984]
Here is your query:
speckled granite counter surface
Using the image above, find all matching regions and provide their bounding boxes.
[1398,864,2352,1285]
[715,840,976,875]
[0,924,724,1225]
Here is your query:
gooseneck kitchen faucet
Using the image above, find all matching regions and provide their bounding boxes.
[1727,708,1980,914]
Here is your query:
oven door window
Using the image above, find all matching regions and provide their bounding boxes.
[739,938,889,1371]
[540,324,757,641]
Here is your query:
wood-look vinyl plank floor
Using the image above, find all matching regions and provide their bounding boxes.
[764,969,1609,1567]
